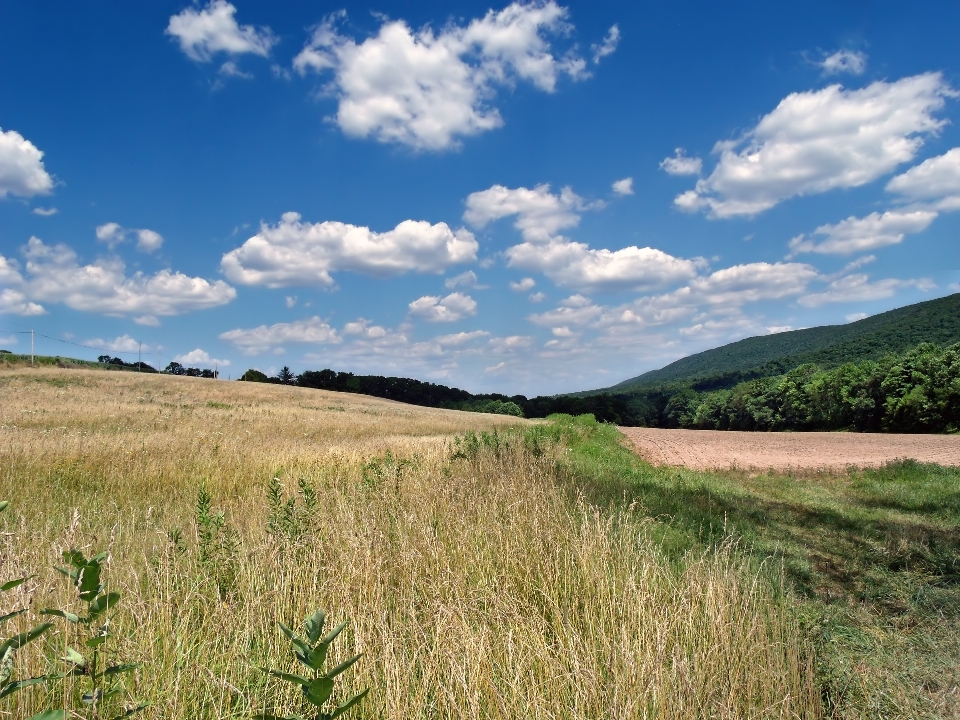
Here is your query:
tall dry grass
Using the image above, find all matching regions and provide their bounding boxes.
[1,368,820,719]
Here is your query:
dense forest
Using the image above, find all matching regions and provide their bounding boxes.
[241,339,960,433]
[656,341,960,433]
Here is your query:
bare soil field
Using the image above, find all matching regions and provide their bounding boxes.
[619,426,960,471]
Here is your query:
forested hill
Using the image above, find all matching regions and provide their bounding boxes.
[592,292,960,395]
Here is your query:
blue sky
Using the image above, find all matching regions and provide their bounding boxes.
[2,1,959,395]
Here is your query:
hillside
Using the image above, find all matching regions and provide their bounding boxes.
[593,292,960,394]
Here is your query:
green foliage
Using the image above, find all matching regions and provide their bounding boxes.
[266,477,319,544]
[361,451,415,494]
[253,610,368,720]
[194,483,239,597]
[40,549,147,720]
[603,291,960,395]
[240,369,269,383]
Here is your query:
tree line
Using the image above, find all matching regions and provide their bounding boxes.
[239,366,639,422]
[658,341,960,433]
[239,341,960,432]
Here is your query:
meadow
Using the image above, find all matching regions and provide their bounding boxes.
[2,366,957,718]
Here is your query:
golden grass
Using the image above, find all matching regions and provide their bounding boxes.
[1,367,820,719]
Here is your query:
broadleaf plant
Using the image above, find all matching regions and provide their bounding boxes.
[254,609,368,720]
[41,549,148,720]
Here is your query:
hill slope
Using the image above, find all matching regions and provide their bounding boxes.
[595,292,960,394]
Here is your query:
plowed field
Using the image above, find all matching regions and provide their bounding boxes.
[619,426,960,471]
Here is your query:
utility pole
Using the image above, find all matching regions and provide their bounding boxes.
[138,342,142,372]
[31,329,34,367]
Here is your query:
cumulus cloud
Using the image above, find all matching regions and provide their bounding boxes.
[799,274,934,307]
[529,294,603,327]
[505,237,701,293]
[675,73,955,217]
[887,147,960,210]
[293,3,600,150]
[529,291,546,302]
[434,330,490,346]
[591,25,620,64]
[0,237,234,318]
[84,334,152,354]
[167,0,275,62]
[465,183,599,241]
[466,182,699,292]
[510,277,536,291]
[221,212,478,288]
[174,348,231,367]
[31,207,57,216]
[96,223,164,252]
[0,128,54,199]
[817,49,867,76]
[659,148,702,176]
[489,335,533,352]
[219,316,341,354]
[445,270,480,289]
[0,288,45,316]
[611,177,634,195]
[788,209,938,256]
[408,292,477,322]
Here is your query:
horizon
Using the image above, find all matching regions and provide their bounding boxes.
[2,1,960,396]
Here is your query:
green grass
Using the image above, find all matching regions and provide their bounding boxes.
[537,415,960,718]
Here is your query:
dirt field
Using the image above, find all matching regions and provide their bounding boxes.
[619,426,960,471]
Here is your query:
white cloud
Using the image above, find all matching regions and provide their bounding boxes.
[31,207,57,216]
[1,237,234,317]
[219,316,341,355]
[96,223,164,252]
[221,212,477,288]
[434,330,490,346]
[676,73,956,217]
[505,237,701,293]
[510,277,536,291]
[766,325,794,334]
[218,60,253,79]
[611,177,634,195]
[285,295,297,309]
[342,318,388,339]
[591,25,620,64]
[887,147,960,210]
[166,0,275,62]
[464,183,599,242]
[174,348,231,368]
[445,270,479,289]
[0,128,54,199]
[135,229,164,253]
[529,294,603,327]
[817,49,867,76]
[685,262,820,305]
[0,288,45,316]
[293,3,596,150]
[529,291,546,302]
[466,182,699,293]
[845,312,868,322]
[84,334,151,354]
[659,148,702,176]
[408,292,477,322]
[799,274,934,307]
[788,209,938,256]
[135,315,160,327]
[488,335,533,352]
[484,362,506,373]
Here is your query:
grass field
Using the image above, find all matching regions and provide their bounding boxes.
[2,366,957,718]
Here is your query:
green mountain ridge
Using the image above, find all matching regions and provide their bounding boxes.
[586,292,960,396]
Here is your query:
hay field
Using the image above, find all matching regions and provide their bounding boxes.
[1,367,819,719]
